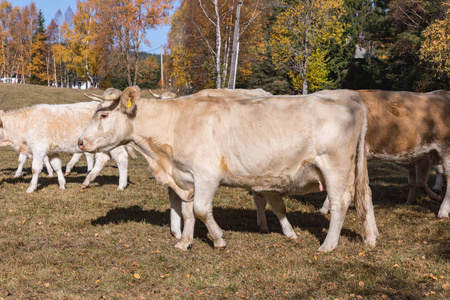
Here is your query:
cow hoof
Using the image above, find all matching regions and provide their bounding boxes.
[213,238,226,249]
[48,174,54,178]
[317,243,337,253]
[81,184,88,189]
[26,188,35,193]
[258,225,269,233]
[59,186,66,190]
[174,241,192,251]
[117,186,126,191]
[437,212,449,219]
[287,232,298,240]
[214,246,226,252]
[64,172,70,176]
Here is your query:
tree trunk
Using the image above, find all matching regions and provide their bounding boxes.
[53,57,58,87]
[214,0,222,88]
[228,0,242,89]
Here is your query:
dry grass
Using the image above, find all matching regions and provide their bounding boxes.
[0,83,449,299]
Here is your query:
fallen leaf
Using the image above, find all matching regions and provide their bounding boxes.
[430,274,438,281]
[133,273,141,279]
[442,282,450,290]
[358,281,364,287]
[44,282,50,287]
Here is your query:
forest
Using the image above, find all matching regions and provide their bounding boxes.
[0,0,449,94]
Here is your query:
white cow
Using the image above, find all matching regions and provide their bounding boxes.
[0,99,129,193]
[78,86,378,252]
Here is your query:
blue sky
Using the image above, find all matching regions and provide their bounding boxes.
[8,0,175,53]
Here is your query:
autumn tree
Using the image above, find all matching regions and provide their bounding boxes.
[93,0,173,87]
[0,0,12,79]
[61,0,101,88]
[270,0,347,94]
[30,10,47,84]
[419,2,450,86]
[168,0,266,91]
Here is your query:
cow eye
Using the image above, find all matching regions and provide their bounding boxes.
[99,113,109,120]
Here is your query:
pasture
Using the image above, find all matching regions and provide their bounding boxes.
[0,83,449,299]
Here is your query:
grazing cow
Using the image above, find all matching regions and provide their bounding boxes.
[0,100,129,193]
[78,86,378,252]
[316,90,450,218]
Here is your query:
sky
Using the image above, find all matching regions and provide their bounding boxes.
[8,0,174,53]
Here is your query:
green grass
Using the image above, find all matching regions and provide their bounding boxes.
[0,83,449,299]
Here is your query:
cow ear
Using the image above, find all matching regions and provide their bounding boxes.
[120,86,140,113]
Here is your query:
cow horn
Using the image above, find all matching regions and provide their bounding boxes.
[84,88,122,102]
[149,89,161,98]
[83,93,103,102]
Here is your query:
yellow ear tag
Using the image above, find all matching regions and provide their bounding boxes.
[126,97,132,108]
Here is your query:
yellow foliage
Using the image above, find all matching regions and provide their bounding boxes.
[419,2,450,82]
[270,0,346,93]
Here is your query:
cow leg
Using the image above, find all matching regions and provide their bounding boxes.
[189,181,226,250]
[432,165,444,192]
[405,163,417,205]
[14,152,28,178]
[65,153,83,175]
[27,151,46,193]
[85,153,94,173]
[414,159,442,202]
[252,192,269,232]
[264,192,297,239]
[169,187,183,239]
[82,152,110,189]
[43,156,54,177]
[318,184,351,252]
[175,200,195,250]
[437,158,450,218]
[110,146,128,190]
[49,154,66,189]
[319,196,330,215]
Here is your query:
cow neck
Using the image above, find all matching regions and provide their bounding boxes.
[2,108,31,145]
[131,98,179,160]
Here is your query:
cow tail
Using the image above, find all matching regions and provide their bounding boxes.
[353,101,376,242]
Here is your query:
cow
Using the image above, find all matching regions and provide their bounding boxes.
[78,86,378,252]
[0,98,129,193]
[315,90,450,218]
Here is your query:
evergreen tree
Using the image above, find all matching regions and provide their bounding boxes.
[30,10,47,85]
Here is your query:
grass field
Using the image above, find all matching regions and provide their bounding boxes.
[0,83,449,299]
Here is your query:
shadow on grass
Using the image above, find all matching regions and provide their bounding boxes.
[89,204,360,248]
[0,170,124,190]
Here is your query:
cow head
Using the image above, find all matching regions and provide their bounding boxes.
[78,86,140,153]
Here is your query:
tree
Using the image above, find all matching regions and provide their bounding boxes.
[30,10,47,84]
[270,0,347,94]
[419,2,450,85]
[168,0,267,91]
[93,0,173,86]
[63,0,100,88]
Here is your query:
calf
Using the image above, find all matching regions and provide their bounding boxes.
[79,86,378,252]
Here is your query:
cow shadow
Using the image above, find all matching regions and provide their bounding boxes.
[89,204,360,248]
[0,168,124,191]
